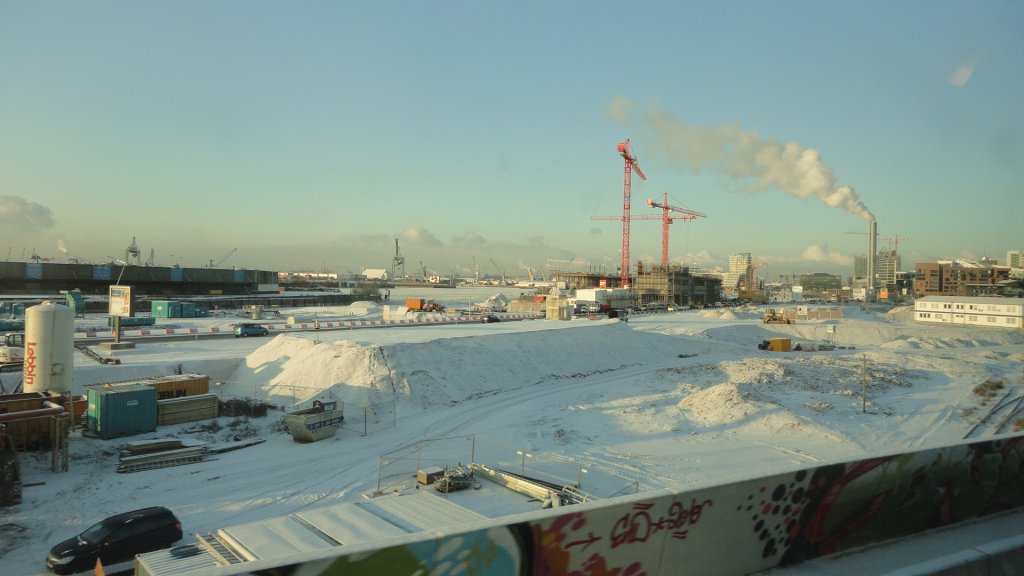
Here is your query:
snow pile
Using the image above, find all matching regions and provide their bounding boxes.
[678,383,761,424]
[281,302,381,318]
[226,323,721,410]
[476,293,511,310]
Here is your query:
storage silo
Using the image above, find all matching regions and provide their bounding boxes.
[24,301,75,394]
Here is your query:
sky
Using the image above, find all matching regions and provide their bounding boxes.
[1,1,1022,279]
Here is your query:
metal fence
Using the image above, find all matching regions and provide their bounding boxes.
[343,399,396,436]
[371,434,638,499]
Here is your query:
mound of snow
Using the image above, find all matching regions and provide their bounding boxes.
[226,323,722,410]
[678,383,763,425]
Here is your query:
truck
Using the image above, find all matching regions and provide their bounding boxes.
[0,333,25,364]
[405,298,445,313]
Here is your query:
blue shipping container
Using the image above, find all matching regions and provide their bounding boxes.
[87,385,158,439]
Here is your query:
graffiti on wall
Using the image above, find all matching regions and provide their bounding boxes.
[251,435,1024,576]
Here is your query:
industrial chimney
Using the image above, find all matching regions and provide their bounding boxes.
[866,218,877,301]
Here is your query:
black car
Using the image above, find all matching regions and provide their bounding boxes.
[482,315,500,323]
[46,506,183,574]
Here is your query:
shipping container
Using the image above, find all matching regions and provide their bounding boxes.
[406,298,426,311]
[180,302,196,318]
[769,338,792,352]
[108,316,156,327]
[0,392,48,414]
[87,385,158,439]
[150,300,183,318]
[157,393,219,425]
[86,374,210,401]
[150,301,170,317]
[63,289,86,317]
[283,401,344,442]
[0,412,58,451]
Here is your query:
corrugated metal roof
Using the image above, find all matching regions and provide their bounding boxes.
[134,544,220,576]
[362,489,486,531]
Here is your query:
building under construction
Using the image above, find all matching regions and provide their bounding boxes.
[551,262,721,307]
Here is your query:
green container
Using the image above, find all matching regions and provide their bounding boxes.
[151,300,172,318]
[180,302,196,318]
[63,290,86,317]
[87,385,158,439]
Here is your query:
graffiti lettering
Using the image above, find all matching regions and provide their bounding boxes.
[24,342,37,389]
[610,498,713,548]
[565,531,601,551]
[462,538,499,575]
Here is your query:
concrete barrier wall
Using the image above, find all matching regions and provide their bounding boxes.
[223,433,1024,576]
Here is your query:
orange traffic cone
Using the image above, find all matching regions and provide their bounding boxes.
[94,557,105,576]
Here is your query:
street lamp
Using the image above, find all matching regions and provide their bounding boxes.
[516,450,532,475]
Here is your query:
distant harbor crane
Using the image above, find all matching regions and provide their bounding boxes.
[210,248,237,269]
[488,258,507,285]
[392,238,406,279]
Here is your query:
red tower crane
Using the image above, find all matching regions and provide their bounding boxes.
[616,139,646,288]
[646,193,706,267]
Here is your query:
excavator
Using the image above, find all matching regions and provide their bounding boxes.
[763,309,793,324]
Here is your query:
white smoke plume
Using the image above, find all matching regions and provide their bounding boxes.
[643,108,875,221]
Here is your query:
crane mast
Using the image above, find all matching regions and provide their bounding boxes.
[646,193,707,267]
[616,139,646,288]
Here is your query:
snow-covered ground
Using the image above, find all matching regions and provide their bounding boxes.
[2,289,1023,575]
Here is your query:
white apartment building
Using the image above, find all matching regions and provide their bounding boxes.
[1008,250,1024,269]
[914,296,1023,329]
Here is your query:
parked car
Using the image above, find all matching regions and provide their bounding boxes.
[482,315,501,323]
[234,323,269,337]
[46,506,183,574]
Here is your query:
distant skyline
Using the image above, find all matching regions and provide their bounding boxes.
[1,2,1021,280]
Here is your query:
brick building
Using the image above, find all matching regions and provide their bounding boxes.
[914,260,1011,298]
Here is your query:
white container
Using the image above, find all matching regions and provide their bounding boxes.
[283,401,344,442]
[24,301,75,393]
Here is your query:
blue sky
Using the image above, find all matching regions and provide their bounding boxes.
[1,1,1021,279]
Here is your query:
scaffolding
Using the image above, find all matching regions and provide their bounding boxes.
[633,263,721,306]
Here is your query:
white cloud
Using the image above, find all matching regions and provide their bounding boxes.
[399,227,443,248]
[676,249,717,266]
[949,54,986,88]
[800,245,853,266]
[949,65,974,87]
[604,96,632,123]
[0,195,55,229]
